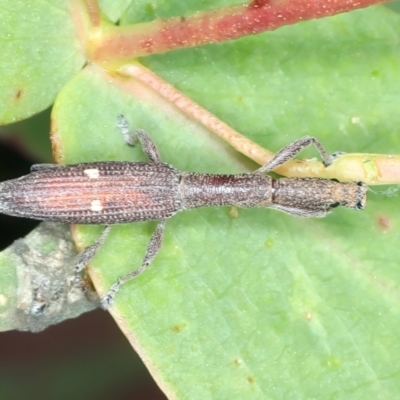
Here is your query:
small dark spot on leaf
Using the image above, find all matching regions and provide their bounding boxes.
[376,214,391,232]
[172,323,187,333]
[233,358,242,367]
[14,89,23,101]
[247,376,254,384]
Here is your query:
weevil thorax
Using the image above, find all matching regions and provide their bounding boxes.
[180,173,273,209]
[337,180,368,210]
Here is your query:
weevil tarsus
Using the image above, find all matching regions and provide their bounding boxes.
[254,135,333,174]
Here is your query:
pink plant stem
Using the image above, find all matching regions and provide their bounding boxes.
[90,0,389,61]
[84,0,101,27]
[118,63,274,165]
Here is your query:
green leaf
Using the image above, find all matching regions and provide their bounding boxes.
[0,0,86,123]
[50,4,400,398]
[140,4,400,155]
[98,0,131,22]
[1,0,400,397]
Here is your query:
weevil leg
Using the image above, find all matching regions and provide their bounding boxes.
[31,164,60,172]
[101,219,167,309]
[270,204,330,218]
[117,115,161,163]
[73,225,112,284]
[255,136,334,174]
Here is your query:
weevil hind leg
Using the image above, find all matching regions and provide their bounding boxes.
[73,226,112,285]
[255,136,335,175]
[101,219,167,309]
[117,115,161,163]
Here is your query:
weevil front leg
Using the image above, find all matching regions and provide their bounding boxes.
[101,219,167,309]
[255,136,335,174]
[73,226,112,285]
[117,115,161,163]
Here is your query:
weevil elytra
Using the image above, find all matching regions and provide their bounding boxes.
[0,116,367,308]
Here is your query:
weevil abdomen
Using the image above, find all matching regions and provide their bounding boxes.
[0,162,182,224]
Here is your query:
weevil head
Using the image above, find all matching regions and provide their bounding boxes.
[333,181,367,211]
[354,181,368,210]
[271,178,368,217]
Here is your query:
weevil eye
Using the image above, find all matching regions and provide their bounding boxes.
[356,201,364,210]
[330,202,340,209]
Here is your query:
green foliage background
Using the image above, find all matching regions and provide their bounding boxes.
[1,1,400,398]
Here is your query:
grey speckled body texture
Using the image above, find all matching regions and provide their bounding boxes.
[0,161,366,224]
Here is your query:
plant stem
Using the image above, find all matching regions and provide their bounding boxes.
[89,0,389,62]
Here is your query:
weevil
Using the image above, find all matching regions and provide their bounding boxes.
[0,116,367,308]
